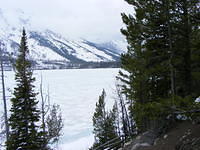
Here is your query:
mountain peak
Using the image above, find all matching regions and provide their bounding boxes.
[0,8,125,69]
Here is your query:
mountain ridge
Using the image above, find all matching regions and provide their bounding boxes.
[0,8,126,69]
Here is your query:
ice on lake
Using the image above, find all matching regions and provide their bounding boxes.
[0,68,119,150]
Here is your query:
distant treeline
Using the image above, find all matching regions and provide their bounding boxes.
[34,60,121,70]
[2,55,121,70]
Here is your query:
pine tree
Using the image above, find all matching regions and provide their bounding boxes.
[7,29,42,150]
[119,0,171,132]
[92,89,106,148]
[119,0,200,132]
[91,90,120,149]
[171,0,200,98]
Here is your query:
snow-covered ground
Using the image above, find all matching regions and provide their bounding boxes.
[0,68,119,150]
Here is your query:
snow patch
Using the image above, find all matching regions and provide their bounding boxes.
[195,97,200,103]
[132,143,151,150]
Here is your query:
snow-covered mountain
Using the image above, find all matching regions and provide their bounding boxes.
[0,8,126,69]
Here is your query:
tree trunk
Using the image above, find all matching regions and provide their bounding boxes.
[0,43,9,141]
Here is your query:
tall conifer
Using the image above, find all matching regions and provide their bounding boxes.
[119,0,200,132]
[7,29,42,150]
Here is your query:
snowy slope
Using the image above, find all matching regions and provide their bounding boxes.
[0,8,126,69]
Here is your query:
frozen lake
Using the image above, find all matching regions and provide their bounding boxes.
[0,68,119,150]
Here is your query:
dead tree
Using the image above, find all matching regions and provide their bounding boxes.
[0,42,9,141]
[40,75,63,147]
[40,75,50,134]
[115,83,132,140]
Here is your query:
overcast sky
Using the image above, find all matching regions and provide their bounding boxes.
[1,0,133,42]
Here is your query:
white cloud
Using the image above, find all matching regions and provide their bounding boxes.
[1,0,133,42]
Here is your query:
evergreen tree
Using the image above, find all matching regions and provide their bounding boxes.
[91,90,120,149]
[119,0,200,132]
[171,0,200,98]
[7,29,42,150]
[119,0,171,132]
[92,89,106,148]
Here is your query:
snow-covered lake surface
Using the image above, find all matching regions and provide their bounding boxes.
[0,68,119,150]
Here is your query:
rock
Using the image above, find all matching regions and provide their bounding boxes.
[163,134,168,139]
[140,130,158,145]
[132,143,151,150]
[136,135,141,140]
[124,141,132,146]
[127,130,158,150]
[153,138,159,145]
[176,135,200,150]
